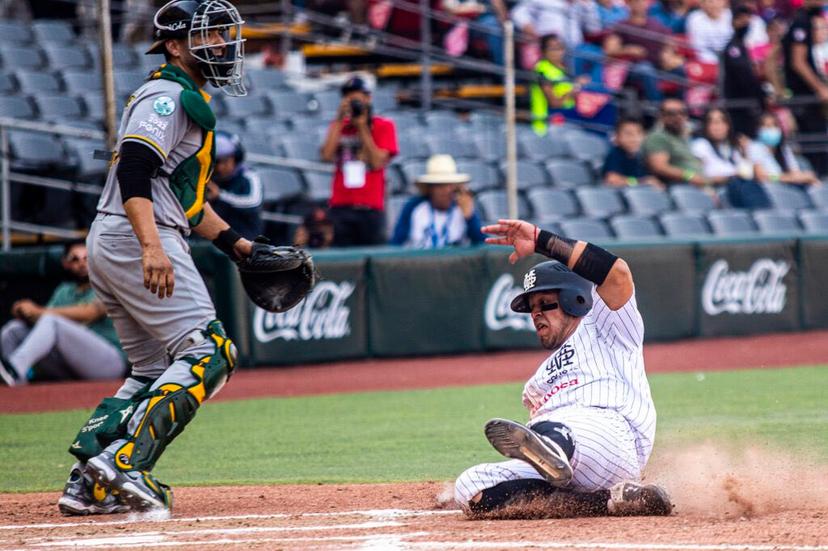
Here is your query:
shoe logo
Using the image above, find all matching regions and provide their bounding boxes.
[70,441,82,449]
[118,454,131,466]
[553,425,573,442]
[92,482,107,502]
[119,405,134,424]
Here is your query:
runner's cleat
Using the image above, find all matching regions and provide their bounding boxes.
[607,481,673,516]
[485,418,573,487]
[57,462,130,516]
[86,452,173,513]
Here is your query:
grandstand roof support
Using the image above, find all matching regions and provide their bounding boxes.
[503,21,518,220]
[97,0,118,150]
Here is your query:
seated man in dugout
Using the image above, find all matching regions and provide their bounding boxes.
[0,240,126,386]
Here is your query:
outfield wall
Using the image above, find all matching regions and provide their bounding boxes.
[1,236,826,366]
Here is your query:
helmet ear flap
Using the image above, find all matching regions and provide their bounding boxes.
[558,287,592,317]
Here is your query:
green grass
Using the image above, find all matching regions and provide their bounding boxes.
[1,365,826,493]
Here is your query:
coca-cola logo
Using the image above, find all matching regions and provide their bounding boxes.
[484,274,534,332]
[701,259,789,316]
[254,281,355,342]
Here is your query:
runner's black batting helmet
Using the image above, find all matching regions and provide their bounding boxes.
[510,261,593,317]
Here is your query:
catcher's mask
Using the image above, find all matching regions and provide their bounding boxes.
[510,261,593,317]
[147,0,246,97]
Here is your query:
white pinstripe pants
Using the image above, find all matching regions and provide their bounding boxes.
[455,406,643,507]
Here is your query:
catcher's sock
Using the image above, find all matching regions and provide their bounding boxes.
[470,479,556,513]
[529,421,575,460]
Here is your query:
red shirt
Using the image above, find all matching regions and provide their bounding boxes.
[329,115,398,211]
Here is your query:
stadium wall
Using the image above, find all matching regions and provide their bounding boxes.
[1,236,826,366]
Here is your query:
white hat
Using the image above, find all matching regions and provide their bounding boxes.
[417,154,471,185]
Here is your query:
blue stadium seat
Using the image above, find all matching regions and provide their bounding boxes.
[14,70,62,93]
[244,133,281,157]
[753,210,801,235]
[707,210,757,235]
[763,184,812,211]
[9,132,67,171]
[385,164,407,195]
[310,89,341,118]
[564,130,610,168]
[799,210,828,233]
[423,110,460,132]
[476,189,531,221]
[223,95,272,119]
[246,68,287,92]
[427,135,478,159]
[544,159,594,188]
[0,45,45,70]
[659,212,711,237]
[559,219,613,240]
[519,132,568,160]
[302,170,333,202]
[526,188,580,224]
[500,160,548,189]
[0,96,36,119]
[808,185,828,210]
[64,137,109,182]
[62,69,102,93]
[43,43,90,70]
[386,194,412,232]
[113,70,147,97]
[280,136,321,161]
[610,215,663,239]
[400,159,427,189]
[621,186,672,216]
[455,159,500,192]
[256,166,305,203]
[31,19,76,44]
[372,86,398,113]
[32,95,84,120]
[267,90,313,118]
[669,184,716,213]
[575,187,626,218]
[245,117,290,136]
[0,72,16,94]
[0,20,33,43]
[473,132,506,161]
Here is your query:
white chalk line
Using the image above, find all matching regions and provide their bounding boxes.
[0,507,458,531]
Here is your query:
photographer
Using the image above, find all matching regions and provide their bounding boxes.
[320,76,398,246]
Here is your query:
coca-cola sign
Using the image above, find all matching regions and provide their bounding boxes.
[701,259,789,316]
[484,274,534,331]
[253,281,355,342]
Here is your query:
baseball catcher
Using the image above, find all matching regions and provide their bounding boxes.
[57,0,312,516]
[455,219,672,517]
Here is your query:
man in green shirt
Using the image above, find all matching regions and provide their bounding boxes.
[0,241,126,385]
[642,98,708,186]
[531,34,590,136]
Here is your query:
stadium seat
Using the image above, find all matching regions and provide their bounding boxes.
[0,20,33,43]
[799,211,828,233]
[244,133,282,157]
[400,159,427,188]
[0,72,16,94]
[473,132,506,161]
[707,210,756,235]
[87,42,141,70]
[386,194,412,231]
[79,92,104,122]
[659,212,711,237]
[575,187,626,218]
[302,170,333,202]
[267,91,313,118]
[64,137,109,182]
[544,159,594,189]
[753,210,801,235]
[43,44,90,70]
[763,184,812,211]
[9,132,67,171]
[476,189,531,221]
[256,166,305,203]
[310,89,341,118]
[0,96,36,119]
[0,45,45,70]
[427,135,478,159]
[224,95,272,119]
[384,110,423,133]
[526,188,580,223]
[14,70,62,93]
[280,136,321,161]
[621,186,672,216]
[245,117,290,136]
[808,185,828,210]
[423,110,459,132]
[565,131,610,167]
[246,68,287,92]
[113,70,147,97]
[386,164,407,195]
[559,219,613,240]
[669,184,716,213]
[141,53,166,73]
[216,119,246,136]
[500,160,548,189]
[32,95,84,120]
[372,86,398,113]
[455,160,500,192]
[610,215,663,239]
[62,69,102,93]
[31,19,76,44]
[519,132,569,160]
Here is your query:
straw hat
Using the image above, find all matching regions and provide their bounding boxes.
[417,154,471,185]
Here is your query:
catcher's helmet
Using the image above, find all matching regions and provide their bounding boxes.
[510,261,593,317]
[146,0,246,97]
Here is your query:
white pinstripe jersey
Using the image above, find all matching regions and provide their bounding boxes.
[522,287,656,462]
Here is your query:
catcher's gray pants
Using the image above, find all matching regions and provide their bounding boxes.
[87,214,218,401]
[0,317,125,381]
[454,406,644,510]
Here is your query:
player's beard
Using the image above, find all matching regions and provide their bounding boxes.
[537,318,576,351]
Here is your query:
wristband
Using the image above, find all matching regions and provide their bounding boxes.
[682,169,696,182]
[213,228,242,260]
[534,229,555,255]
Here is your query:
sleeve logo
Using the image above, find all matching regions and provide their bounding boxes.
[153,96,176,116]
[523,269,537,291]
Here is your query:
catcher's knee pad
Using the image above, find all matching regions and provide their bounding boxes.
[114,320,237,472]
[529,421,575,460]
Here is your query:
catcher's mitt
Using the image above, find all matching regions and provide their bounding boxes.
[236,237,317,313]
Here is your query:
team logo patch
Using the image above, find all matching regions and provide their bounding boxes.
[153,96,176,116]
[524,269,537,291]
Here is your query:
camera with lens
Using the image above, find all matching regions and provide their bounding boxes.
[350,99,364,118]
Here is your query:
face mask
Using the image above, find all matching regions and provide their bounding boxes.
[758,127,782,147]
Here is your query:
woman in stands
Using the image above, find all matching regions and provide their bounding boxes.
[747,112,823,187]
[690,107,770,208]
